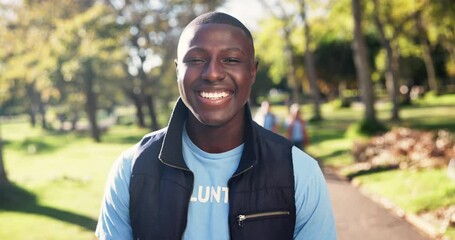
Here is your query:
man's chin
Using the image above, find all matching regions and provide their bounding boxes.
[195,115,230,128]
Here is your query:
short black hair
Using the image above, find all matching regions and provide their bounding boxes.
[185,12,253,42]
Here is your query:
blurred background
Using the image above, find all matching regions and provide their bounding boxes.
[0,0,454,239]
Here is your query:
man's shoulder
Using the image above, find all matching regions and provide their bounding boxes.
[138,127,168,147]
[129,127,169,173]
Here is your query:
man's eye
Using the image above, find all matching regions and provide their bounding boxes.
[223,58,240,63]
[184,58,205,64]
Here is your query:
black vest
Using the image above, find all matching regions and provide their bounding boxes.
[130,100,296,240]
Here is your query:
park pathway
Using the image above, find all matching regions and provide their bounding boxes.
[325,170,431,240]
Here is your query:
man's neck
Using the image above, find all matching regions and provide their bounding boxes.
[185,114,245,154]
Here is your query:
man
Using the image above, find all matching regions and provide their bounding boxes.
[96,12,336,240]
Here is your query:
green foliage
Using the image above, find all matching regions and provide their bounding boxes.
[255,18,288,84]
[0,0,129,132]
[313,39,356,84]
[313,0,353,42]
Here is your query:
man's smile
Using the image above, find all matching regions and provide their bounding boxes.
[198,90,233,100]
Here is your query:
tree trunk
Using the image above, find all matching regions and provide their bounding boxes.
[70,111,79,131]
[134,27,159,130]
[373,0,400,121]
[0,121,8,186]
[84,59,101,142]
[37,92,47,129]
[26,83,48,129]
[351,0,377,122]
[386,43,401,121]
[421,43,438,93]
[122,64,146,128]
[26,84,37,127]
[145,95,159,131]
[127,91,146,128]
[416,13,438,94]
[299,0,322,121]
[28,108,37,128]
[283,28,300,104]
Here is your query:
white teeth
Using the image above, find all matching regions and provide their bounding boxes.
[200,91,230,100]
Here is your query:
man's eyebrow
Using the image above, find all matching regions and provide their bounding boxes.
[181,47,252,62]
[185,47,206,53]
[223,47,247,54]
[185,46,247,54]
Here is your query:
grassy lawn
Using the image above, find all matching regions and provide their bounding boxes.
[0,123,149,239]
[0,94,454,239]
[354,169,455,214]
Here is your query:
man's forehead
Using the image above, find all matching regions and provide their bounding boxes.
[180,23,250,43]
[177,12,255,59]
[177,24,254,58]
[183,12,253,42]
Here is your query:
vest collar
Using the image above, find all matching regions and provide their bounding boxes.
[159,98,258,175]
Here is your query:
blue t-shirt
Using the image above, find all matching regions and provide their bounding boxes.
[95,128,336,240]
[182,127,242,239]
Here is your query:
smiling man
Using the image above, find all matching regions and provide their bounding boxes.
[95,12,336,240]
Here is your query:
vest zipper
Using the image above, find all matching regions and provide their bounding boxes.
[160,159,192,172]
[237,210,290,226]
[231,164,254,178]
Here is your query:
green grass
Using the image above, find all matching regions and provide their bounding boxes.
[1,123,149,239]
[354,169,455,214]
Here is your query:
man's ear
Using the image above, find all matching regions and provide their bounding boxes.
[174,59,179,78]
[251,59,259,84]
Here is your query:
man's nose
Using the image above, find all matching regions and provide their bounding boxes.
[202,60,225,81]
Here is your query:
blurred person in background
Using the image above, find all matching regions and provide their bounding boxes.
[254,100,278,132]
[286,103,310,150]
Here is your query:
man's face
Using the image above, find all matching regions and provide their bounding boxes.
[176,23,257,127]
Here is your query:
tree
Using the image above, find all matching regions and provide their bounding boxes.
[371,0,399,121]
[1,1,57,129]
[0,1,20,186]
[371,0,419,121]
[257,0,324,122]
[369,0,445,120]
[259,0,302,104]
[424,0,455,91]
[0,121,7,186]
[50,2,128,141]
[415,10,438,95]
[309,0,359,101]
[351,0,377,122]
[298,0,322,121]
